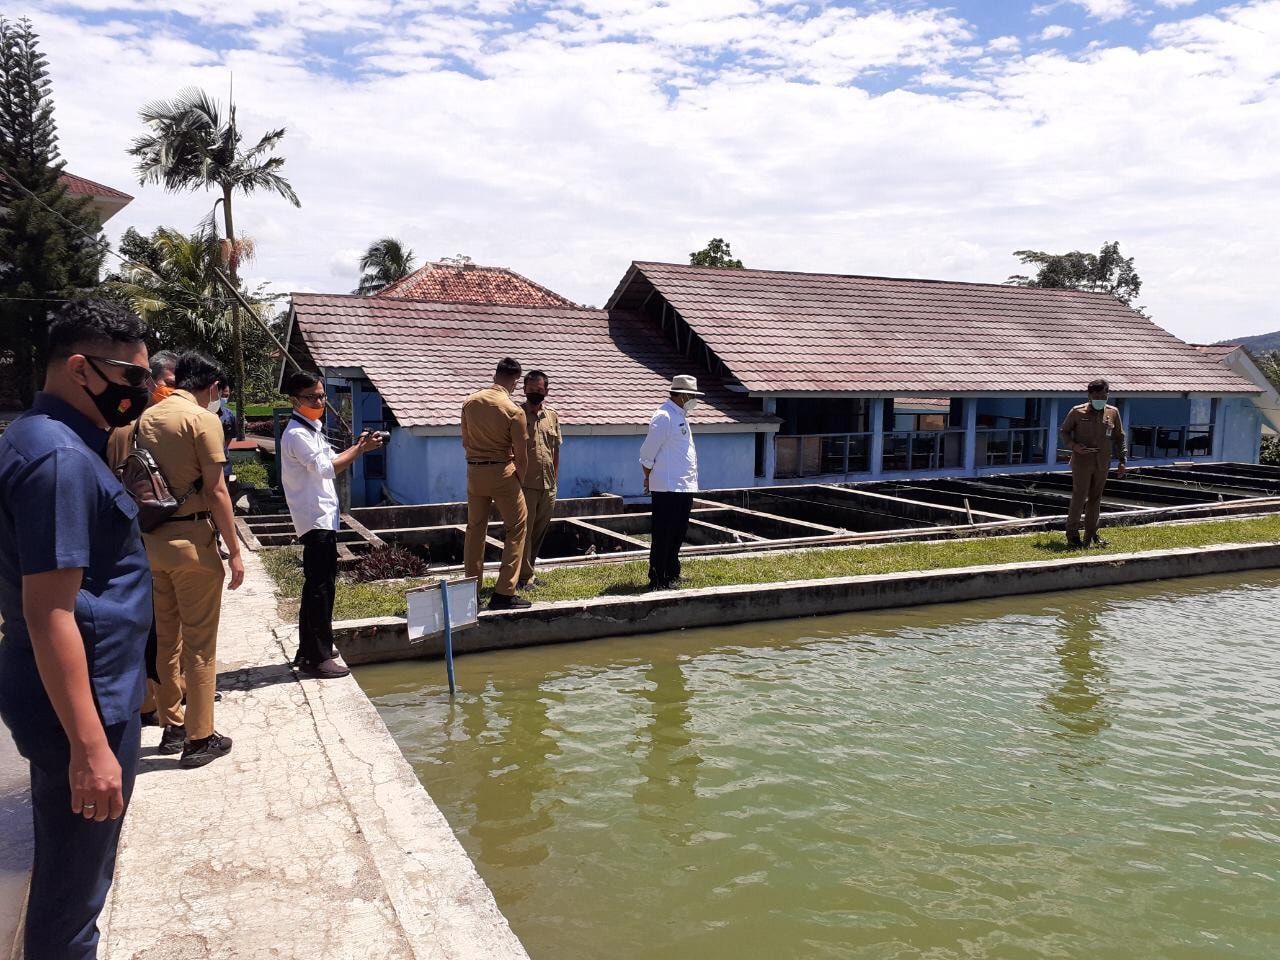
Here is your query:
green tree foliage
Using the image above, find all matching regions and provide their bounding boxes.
[0,17,106,406]
[105,225,284,403]
[129,86,299,435]
[689,237,744,269]
[355,237,416,295]
[1007,241,1143,308]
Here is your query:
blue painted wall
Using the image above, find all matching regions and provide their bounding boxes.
[383,431,758,504]
[1220,397,1263,463]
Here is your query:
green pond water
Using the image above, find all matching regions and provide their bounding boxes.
[358,573,1280,960]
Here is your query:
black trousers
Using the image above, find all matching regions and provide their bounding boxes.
[10,712,141,960]
[298,528,338,664]
[649,491,694,588]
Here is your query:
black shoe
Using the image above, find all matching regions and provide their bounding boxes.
[488,592,532,611]
[295,656,351,679]
[1065,536,1083,549]
[140,710,159,728]
[179,731,233,769]
[1087,535,1110,547]
[157,724,186,754]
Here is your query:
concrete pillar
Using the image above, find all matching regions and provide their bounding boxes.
[350,379,366,507]
[1211,397,1226,461]
[762,397,778,482]
[1045,398,1061,468]
[869,398,885,477]
[962,398,978,475]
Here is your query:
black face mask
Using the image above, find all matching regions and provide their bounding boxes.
[526,392,546,406]
[84,379,150,428]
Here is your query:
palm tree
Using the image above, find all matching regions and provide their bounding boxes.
[129,86,299,437]
[356,237,417,295]
[106,225,279,400]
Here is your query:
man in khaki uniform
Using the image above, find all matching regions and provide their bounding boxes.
[136,352,243,768]
[1060,377,1128,548]
[518,370,562,589]
[462,358,530,610]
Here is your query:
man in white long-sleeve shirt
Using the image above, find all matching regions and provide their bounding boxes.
[279,372,383,678]
[639,375,702,590]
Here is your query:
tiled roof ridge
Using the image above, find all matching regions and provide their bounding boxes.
[631,260,1124,298]
[376,260,575,305]
[290,291,599,314]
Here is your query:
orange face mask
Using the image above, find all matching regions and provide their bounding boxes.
[150,384,175,406]
[299,402,325,421]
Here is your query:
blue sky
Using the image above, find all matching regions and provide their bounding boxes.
[11,0,1280,341]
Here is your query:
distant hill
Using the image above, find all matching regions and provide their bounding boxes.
[1217,331,1280,353]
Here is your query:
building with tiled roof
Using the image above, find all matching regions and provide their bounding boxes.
[375,260,574,307]
[283,295,774,504]
[286,260,1268,505]
[0,169,133,225]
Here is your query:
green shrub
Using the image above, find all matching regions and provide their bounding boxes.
[235,460,270,489]
[1261,436,1280,466]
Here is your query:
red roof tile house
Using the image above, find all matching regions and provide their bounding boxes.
[285,261,1263,505]
[375,260,575,307]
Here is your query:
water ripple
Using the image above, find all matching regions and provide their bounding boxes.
[362,573,1280,960]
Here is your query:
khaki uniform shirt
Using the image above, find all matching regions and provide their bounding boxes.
[461,385,528,463]
[106,427,132,472]
[135,390,227,515]
[1060,402,1127,464]
[521,403,562,490]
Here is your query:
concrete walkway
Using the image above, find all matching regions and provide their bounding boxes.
[101,551,528,960]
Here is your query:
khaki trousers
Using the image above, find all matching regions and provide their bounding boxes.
[144,520,224,740]
[520,487,556,583]
[464,463,528,597]
[1067,455,1110,540]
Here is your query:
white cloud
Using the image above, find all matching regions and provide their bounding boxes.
[1038,25,1076,41]
[1155,0,1198,7]
[1064,0,1137,20]
[8,0,1280,344]
[988,35,1021,52]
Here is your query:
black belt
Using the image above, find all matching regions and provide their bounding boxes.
[167,511,212,523]
[467,460,510,466]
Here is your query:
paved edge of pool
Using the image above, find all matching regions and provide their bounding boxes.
[97,549,531,960]
[331,540,1280,664]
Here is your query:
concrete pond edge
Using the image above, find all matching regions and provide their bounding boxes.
[270,627,532,959]
[331,540,1280,665]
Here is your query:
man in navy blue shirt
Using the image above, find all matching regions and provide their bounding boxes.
[0,299,153,959]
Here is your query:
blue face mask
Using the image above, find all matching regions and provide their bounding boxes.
[1090,398,1107,411]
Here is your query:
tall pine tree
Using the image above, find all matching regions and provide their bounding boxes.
[0,17,105,407]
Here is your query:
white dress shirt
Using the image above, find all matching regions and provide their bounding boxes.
[280,414,340,537]
[639,399,699,493]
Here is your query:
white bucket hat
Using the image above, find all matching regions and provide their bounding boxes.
[669,374,704,396]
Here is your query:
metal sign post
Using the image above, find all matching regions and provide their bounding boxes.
[439,578,455,695]
[406,577,479,697]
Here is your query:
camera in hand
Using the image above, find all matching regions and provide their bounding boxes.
[370,430,391,444]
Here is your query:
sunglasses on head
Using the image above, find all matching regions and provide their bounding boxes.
[84,355,155,389]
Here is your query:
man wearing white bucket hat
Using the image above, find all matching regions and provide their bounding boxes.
[639,374,703,590]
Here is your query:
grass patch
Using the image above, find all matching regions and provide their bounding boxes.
[235,460,270,489]
[235,402,285,418]
[259,547,415,621]
[257,514,1280,621]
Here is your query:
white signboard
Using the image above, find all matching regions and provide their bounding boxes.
[406,578,480,643]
